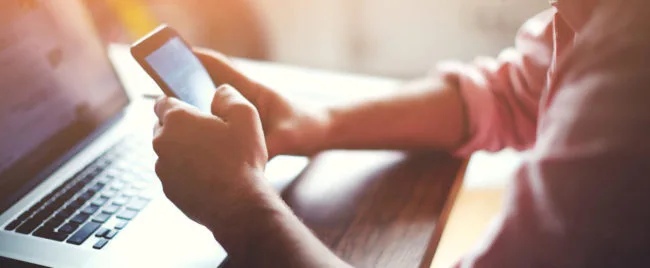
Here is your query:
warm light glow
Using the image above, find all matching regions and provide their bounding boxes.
[106,0,159,39]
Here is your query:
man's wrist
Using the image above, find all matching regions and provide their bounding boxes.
[282,106,333,156]
[206,175,288,256]
[306,107,334,154]
[316,106,343,153]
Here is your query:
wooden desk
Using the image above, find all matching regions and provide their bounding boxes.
[287,151,462,268]
[430,150,522,268]
[109,45,464,267]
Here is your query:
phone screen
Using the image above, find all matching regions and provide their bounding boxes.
[144,36,215,112]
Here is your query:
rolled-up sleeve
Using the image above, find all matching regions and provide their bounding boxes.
[457,1,650,267]
[437,9,556,156]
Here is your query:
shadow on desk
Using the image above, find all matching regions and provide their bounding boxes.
[281,151,462,268]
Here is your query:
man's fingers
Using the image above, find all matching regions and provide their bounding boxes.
[153,121,162,136]
[194,49,240,85]
[194,49,262,106]
[211,84,259,123]
[154,97,180,122]
[154,97,196,125]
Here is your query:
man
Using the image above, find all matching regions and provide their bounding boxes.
[152,0,650,267]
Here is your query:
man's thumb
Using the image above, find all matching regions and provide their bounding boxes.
[194,48,260,104]
[211,84,259,123]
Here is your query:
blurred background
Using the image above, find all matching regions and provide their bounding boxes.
[84,0,549,79]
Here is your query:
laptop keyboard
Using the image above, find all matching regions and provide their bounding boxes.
[3,136,157,250]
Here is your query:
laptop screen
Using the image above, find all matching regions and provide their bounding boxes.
[0,1,129,210]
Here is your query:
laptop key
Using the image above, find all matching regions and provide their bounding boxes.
[110,181,127,191]
[87,168,103,180]
[67,222,101,245]
[66,199,85,211]
[79,190,96,201]
[114,220,128,230]
[33,227,68,242]
[93,238,109,250]
[92,212,112,223]
[57,192,76,206]
[103,204,120,214]
[101,189,118,199]
[97,159,112,168]
[81,204,100,215]
[116,209,138,220]
[4,220,21,231]
[43,201,61,213]
[44,217,65,228]
[91,196,110,207]
[89,182,106,193]
[126,197,149,211]
[122,188,140,198]
[70,213,90,224]
[96,176,111,185]
[95,228,110,237]
[16,217,42,234]
[69,183,86,196]
[104,170,119,179]
[58,222,80,234]
[112,195,130,206]
[31,209,52,223]
[51,196,71,210]
[130,181,149,190]
[56,209,74,219]
[105,229,118,239]
[34,225,54,233]
[16,210,31,221]
[29,200,49,214]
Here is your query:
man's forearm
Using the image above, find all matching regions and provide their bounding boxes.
[210,180,349,267]
[317,76,467,152]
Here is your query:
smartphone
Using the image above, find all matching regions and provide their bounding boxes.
[131,25,216,113]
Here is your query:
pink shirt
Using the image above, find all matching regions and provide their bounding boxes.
[440,1,650,266]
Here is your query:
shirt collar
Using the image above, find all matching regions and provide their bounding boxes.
[552,0,600,31]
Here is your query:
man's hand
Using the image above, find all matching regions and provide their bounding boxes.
[194,48,466,154]
[195,49,329,158]
[152,84,273,245]
[152,84,349,267]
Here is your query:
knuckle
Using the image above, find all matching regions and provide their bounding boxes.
[230,102,258,119]
[154,160,165,178]
[165,108,191,123]
[161,185,174,200]
[160,184,180,204]
[152,135,165,154]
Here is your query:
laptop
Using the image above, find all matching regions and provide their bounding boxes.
[0,1,228,266]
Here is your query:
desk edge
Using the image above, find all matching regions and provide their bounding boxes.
[419,159,469,268]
